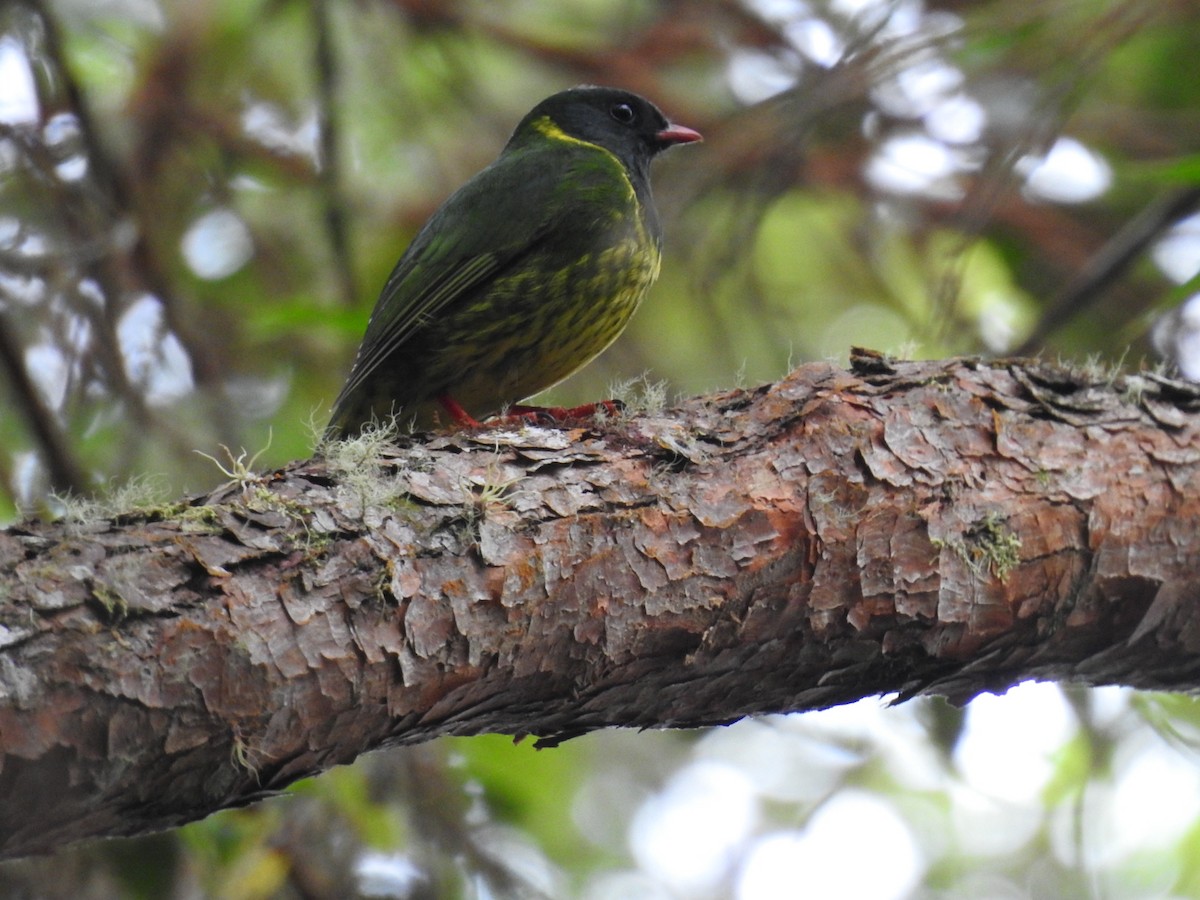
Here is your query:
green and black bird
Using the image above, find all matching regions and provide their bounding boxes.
[325,85,701,438]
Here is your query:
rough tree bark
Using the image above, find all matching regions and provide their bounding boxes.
[2,352,1200,858]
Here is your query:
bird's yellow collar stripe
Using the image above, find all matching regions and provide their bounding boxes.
[531,116,637,205]
[532,116,620,165]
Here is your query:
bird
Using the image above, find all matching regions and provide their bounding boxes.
[324,85,701,438]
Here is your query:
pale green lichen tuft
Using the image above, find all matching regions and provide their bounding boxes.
[52,474,170,525]
[321,416,413,511]
[195,429,274,486]
[608,373,670,418]
[933,512,1023,582]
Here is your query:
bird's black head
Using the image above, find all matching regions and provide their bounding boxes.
[511,86,701,172]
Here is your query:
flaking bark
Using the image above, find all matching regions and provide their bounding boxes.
[3,352,1200,858]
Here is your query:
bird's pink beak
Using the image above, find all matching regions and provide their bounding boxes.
[656,123,703,146]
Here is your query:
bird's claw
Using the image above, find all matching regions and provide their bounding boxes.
[506,399,624,424]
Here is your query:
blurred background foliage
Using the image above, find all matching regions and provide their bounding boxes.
[5,0,1200,897]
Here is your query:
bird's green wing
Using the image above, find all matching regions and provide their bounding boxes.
[330,150,564,412]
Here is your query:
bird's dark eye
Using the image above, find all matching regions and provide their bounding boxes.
[610,102,636,125]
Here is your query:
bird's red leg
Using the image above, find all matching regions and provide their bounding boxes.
[507,400,623,422]
[567,400,623,419]
[439,397,622,428]
[438,395,483,427]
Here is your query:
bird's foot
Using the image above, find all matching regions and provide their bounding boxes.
[506,400,624,424]
[438,395,624,428]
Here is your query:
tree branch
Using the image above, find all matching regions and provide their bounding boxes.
[3,352,1200,858]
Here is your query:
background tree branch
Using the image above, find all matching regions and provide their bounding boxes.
[3,353,1199,858]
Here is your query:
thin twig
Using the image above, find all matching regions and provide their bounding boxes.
[1016,186,1200,354]
[310,0,357,307]
[0,305,88,498]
